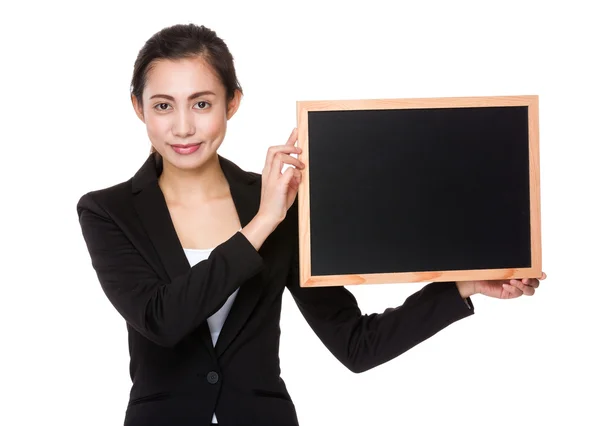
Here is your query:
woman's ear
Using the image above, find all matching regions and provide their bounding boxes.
[226,89,242,120]
[131,94,145,123]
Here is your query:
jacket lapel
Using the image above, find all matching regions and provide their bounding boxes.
[131,153,266,358]
[132,153,215,354]
[214,157,266,358]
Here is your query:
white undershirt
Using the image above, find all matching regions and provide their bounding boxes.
[183,241,240,425]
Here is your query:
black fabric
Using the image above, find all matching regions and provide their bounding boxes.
[77,153,474,426]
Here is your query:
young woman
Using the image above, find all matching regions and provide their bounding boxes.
[77,23,546,426]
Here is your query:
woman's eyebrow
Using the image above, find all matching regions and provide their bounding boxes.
[149,91,216,101]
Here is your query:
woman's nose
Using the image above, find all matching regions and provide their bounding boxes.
[172,110,195,137]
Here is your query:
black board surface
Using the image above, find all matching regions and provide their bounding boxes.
[307,106,531,276]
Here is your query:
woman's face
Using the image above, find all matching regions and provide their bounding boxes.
[132,56,240,170]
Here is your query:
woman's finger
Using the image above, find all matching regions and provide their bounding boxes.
[273,153,304,171]
[294,167,302,182]
[509,279,535,296]
[270,152,283,183]
[263,145,302,182]
[268,152,304,183]
[502,284,523,298]
[281,165,296,186]
[266,151,304,183]
[265,144,302,170]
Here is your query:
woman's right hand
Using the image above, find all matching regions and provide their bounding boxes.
[257,128,305,225]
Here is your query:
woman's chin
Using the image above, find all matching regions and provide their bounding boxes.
[164,148,216,171]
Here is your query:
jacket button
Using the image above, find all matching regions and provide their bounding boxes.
[207,371,219,384]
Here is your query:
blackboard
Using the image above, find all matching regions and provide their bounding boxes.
[295,96,542,287]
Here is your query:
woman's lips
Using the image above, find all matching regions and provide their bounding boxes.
[170,143,202,155]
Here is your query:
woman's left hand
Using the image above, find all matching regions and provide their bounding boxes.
[456,272,547,299]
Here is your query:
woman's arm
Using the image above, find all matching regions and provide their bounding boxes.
[77,192,265,348]
[284,205,474,374]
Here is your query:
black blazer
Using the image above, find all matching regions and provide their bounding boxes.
[76,153,474,426]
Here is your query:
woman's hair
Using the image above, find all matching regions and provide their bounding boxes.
[130,23,243,154]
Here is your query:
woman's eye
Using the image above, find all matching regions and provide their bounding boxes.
[153,101,209,111]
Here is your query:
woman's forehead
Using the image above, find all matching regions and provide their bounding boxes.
[144,57,224,98]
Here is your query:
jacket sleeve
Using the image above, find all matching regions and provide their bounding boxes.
[285,215,474,374]
[77,192,264,348]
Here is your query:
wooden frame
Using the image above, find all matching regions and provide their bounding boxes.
[295,95,541,288]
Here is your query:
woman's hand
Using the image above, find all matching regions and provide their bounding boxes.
[456,272,547,299]
[257,128,305,225]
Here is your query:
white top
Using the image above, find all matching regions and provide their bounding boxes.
[183,233,242,425]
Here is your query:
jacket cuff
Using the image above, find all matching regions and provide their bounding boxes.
[447,281,475,314]
[424,280,475,318]
[214,231,265,276]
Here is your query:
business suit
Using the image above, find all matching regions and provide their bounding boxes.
[76,152,474,426]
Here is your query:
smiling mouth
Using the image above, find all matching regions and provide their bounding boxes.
[171,142,202,147]
[170,142,204,155]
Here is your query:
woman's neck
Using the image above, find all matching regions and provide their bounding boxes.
[158,154,230,205]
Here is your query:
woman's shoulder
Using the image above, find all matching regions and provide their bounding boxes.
[76,178,133,219]
[77,153,156,216]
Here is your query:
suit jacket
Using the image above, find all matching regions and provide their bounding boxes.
[76,152,474,426]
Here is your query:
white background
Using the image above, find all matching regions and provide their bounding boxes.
[1,1,598,425]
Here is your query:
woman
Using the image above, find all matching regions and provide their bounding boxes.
[77,23,546,426]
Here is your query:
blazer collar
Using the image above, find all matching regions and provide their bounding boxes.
[131,152,265,358]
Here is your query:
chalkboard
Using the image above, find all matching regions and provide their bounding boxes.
[295,96,541,287]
